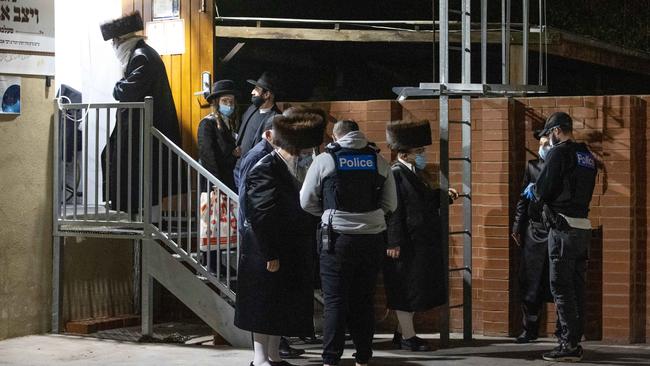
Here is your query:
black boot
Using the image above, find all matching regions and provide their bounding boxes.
[279,337,305,358]
[515,330,538,344]
[400,336,432,352]
[542,343,583,362]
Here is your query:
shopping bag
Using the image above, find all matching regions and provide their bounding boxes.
[199,190,238,251]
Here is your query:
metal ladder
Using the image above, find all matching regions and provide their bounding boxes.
[394,0,548,346]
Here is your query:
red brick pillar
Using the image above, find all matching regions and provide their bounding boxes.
[472,98,517,336]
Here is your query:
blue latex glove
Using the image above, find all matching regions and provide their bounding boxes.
[522,183,536,201]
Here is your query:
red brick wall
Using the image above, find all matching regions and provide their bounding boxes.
[286,95,649,344]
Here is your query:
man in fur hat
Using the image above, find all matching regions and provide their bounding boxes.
[99,11,181,212]
[300,120,397,366]
[235,111,326,366]
[383,120,459,352]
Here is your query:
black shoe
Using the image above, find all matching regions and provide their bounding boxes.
[392,331,402,345]
[269,361,297,366]
[515,331,538,344]
[279,337,305,359]
[542,343,583,362]
[400,336,432,352]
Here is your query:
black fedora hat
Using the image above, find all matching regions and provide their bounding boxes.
[206,80,237,102]
[247,72,279,94]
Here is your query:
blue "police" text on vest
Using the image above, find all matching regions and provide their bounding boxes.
[337,154,376,171]
[576,151,596,170]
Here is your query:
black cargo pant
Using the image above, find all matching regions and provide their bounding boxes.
[548,226,590,347]
[320,232,384,365]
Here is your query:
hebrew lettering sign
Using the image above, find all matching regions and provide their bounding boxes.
[0,0,54,53]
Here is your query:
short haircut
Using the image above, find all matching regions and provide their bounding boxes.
[333,120,359,138]
[558,125,573,134]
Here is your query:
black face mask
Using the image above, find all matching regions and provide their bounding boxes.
[251,95,265,108]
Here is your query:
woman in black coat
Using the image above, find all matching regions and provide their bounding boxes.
[235,111,324,366]
[383,120,458,352]
[197,80,240,191]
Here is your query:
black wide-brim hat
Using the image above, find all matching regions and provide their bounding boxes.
[386,120,433,151]
[206,79,238,102]
[100,12,144,41]
[247,72,278,94]
[539,111,573,136]
[273,111,326,150]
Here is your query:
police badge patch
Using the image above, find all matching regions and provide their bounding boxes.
[337,154,376,171]
[576,151,596,170]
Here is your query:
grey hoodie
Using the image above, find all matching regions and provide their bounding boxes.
[300,130,397,234]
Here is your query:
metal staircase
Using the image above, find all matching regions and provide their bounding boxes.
[52,97,250,347]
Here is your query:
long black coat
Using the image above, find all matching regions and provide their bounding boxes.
[384,162,449,312]
[197,114,238,191]
[101,40,181,212]
[234,152,315,336]
[513,159,552,305]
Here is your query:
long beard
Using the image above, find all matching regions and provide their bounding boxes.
[114,36,145,73]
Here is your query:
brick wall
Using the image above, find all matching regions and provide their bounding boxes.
[287,94,649,343]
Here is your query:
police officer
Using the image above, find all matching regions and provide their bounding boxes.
[530,112,597,362]
[300,120,397,366]
[512,131,553,343]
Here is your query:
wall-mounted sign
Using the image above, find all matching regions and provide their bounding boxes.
[145,19,184,55]
[0,0,54,53]
[152,0,179,19]
[0,75,20,114]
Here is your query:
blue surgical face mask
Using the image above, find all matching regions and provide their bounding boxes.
[538,145,550,161]
[297,151,314,168]
[219,103,234,117]
[414,153,427,170]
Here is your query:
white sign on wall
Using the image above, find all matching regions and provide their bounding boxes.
[145,19,184,55]
[0,0,55,53]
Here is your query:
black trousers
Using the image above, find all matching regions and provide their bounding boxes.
[320,232,384,365]
[548,226,590,347]
[518,221,551,335]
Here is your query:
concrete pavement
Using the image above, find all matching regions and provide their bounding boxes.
[1,334,649,365]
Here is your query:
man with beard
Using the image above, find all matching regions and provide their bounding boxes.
[236,72,281,158]
[99,11,181,213]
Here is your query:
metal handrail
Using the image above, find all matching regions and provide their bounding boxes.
[52,97,241,328]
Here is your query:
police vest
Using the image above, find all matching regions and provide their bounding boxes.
[321,143,385,213]
[552,141,597,218]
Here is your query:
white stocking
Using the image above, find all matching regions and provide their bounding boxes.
[253,333,272,366]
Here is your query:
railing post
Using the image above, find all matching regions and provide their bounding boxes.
[141,97,154,336]
[52,100,63,333]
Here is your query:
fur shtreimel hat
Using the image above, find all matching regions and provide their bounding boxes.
[100,12,144,41]
[386,120,432,151]
[272,111,326,150]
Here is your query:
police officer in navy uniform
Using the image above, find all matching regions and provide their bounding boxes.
[512,131,554,343]
[529,112,597,362]
[300,120,397,366]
